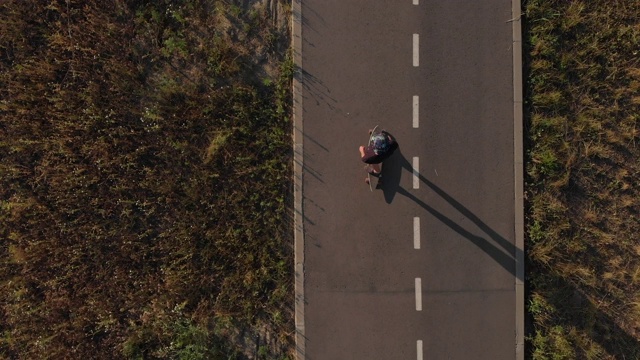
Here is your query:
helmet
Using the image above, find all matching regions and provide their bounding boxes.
[372,134,389,155]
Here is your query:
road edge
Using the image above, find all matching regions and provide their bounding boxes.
[292,0,305,359]
[512,0,525,359]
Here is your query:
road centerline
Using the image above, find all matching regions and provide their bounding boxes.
[413,157,420,189]
[413,34,419,67]
[415,278,422,311]
[413,95,419,128]
[414,217,421,249]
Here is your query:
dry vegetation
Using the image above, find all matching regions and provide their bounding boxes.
[0,0,293,359]
[524,0,640,358]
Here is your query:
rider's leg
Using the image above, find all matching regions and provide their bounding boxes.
[365,163,382,175]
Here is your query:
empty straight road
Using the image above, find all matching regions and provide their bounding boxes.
[293,0,524,359]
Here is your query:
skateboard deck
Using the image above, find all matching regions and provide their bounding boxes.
[367,125,380,191]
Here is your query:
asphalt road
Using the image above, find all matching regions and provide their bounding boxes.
[294,0,523,359]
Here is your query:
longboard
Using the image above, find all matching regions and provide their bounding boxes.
[367,125,379,191]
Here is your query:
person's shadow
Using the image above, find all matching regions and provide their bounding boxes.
[378,150,640,358]
[380,148,523,281]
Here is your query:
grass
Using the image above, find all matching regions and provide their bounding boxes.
[524,0,640,358]
[0,1,293,359]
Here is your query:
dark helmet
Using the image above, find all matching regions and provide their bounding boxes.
[372,134,389,155]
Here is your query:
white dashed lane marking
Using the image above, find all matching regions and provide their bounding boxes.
[415,278,422,311]
[412,5,422,357]
[413,157,420,189]
[413,217,420,249]
[413,95,419,128]
[413,34,419,67]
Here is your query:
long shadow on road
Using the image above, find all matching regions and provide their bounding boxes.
[380,148,523,281]
[378,151,640,356]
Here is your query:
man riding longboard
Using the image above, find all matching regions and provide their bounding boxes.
[359,127,398,190]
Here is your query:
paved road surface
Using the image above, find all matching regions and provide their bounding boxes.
[293,0,524,359]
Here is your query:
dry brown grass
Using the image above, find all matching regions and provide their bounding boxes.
[525,0,640,358]
[0,1,293,359]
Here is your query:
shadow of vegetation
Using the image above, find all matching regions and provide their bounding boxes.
[299,0,327,37]
[379,148,523,281]
[297,68,337,110]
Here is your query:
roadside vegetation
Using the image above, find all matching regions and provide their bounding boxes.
[524,0,640,358]
[0,1,293,359]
